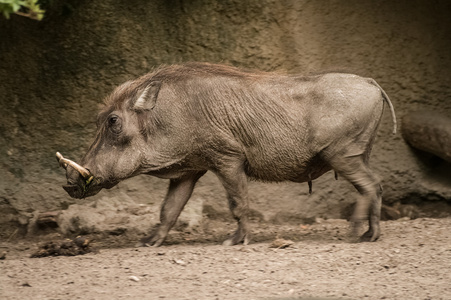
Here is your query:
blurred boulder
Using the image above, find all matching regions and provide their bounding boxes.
[57,193,158,236]
[28,193,206,237]
[402,111,451,162]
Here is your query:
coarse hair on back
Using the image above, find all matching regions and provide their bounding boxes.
[148,62,270,83]
[101,62,271,110]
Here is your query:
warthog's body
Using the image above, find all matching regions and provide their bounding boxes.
[59,62,396,246]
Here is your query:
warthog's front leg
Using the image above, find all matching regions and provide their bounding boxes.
[140,171,206,247]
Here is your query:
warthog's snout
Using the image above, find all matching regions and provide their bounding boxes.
[56,152,97,198]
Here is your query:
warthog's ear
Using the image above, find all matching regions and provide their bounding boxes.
[132,81,161,111]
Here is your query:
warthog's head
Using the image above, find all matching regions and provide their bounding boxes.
[57,79,164,199]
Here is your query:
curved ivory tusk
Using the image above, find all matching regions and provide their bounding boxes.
[56,152,92,179]
[56,152,68,169]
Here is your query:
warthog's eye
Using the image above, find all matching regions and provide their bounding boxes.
[108,114,122,134]
[109,115,118,124]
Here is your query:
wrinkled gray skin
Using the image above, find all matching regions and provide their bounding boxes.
[62,62,396,246]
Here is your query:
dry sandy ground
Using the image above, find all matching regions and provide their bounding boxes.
[1,217,450,300]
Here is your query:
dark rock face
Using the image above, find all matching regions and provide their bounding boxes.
[0,1,450,236]
[402,111,451,163]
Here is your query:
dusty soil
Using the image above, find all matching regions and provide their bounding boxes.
[1,217,450,300]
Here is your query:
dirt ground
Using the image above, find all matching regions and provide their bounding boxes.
[1,217,450,300]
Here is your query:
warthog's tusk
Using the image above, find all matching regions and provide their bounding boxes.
[56,152,92,180]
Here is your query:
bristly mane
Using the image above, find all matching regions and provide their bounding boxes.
[149,62,269,82]
[101,62,270,110]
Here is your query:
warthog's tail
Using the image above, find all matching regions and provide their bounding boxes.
[369,79,397,134]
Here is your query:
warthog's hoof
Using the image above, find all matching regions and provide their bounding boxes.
[223,233,250,246]
[359,228,380,242]
[138,233,166,247]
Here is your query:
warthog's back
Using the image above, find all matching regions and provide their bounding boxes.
[167,67,387,183]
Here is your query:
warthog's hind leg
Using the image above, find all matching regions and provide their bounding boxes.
[215,160,250,246]
[329,155,382,242]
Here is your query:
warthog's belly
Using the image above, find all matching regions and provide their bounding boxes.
[244,154,331,183]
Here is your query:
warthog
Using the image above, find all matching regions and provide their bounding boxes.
[57,62,396,246]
